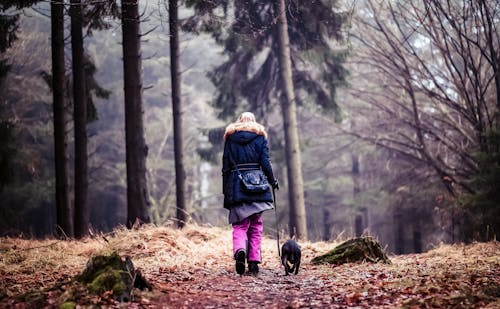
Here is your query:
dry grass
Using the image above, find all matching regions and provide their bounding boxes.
[1,224,498,308]
[0,223,337,298]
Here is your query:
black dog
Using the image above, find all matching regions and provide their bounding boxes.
[281,239,301,275]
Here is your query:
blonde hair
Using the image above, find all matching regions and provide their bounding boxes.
[224,112,267,140]
[238,112,256,123]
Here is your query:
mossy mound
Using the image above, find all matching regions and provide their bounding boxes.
[59,301,76,309]
[311,237,391,265]
[77,252,151,302]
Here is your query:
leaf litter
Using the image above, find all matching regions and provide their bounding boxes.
[0,224,498,308]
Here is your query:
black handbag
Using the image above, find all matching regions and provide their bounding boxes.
[228,152,270,194]
[238,167,270,193]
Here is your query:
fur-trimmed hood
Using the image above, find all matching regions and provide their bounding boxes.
[224,121,268,140]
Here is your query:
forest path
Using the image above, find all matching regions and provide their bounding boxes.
[1,227,498,308]
[151,263,335,308]
[143,242,499,308]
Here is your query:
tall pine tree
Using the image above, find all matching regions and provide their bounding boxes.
[51,0,72,237]
[121,0,151,227]
[184,0,349,238]
[71,0,89,238]
[169,0,188,228]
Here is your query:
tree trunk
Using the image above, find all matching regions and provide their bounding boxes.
[121,0,150,227]
[311,237,391,265]
[355,214,363,237]
[322,208,331,241]
[71,0,89,238]
[51,0,72,237]
[352,152,363,237]
[413,229,422,253]
[276,0,307,240]
[394,209,404,254]
[169,0,188,228]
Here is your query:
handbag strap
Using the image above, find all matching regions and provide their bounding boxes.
[232,163,260,171]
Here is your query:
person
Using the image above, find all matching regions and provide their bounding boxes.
[222,112,279,275]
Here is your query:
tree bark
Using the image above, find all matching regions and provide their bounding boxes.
[394,209,404,254]
[71,0,89,238]
[311,237,391,265]
[352,152,363,237]
[169,0,188,228]
[413,229,422,253]
[121,0,150,227]
[276,0,307,240]
[322,208,331,241]
[51,0,72,237]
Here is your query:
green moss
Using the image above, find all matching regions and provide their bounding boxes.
[311,237,391,265]
[75,251,149,302]
[59,301,76,309]
[86,266,126,296]
[78,252,124,284]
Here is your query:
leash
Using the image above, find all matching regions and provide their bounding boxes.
[272,187,281,257]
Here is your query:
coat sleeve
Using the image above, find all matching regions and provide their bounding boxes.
[222,140,230,194]
[259,137,276,184]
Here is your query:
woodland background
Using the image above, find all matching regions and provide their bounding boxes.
[0,0,498,254]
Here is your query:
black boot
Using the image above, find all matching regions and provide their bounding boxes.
[235,249,246,275]
[248,261,259,275]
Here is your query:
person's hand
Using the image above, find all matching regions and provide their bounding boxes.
[272,179,279,190]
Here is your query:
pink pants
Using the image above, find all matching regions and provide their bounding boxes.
[232,213,263,263]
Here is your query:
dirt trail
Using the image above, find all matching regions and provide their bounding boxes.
[152,264,333,308]
[144,245,499,308]
[1,227,498,308]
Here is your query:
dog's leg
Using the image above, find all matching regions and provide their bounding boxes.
[282,256,289,275]
[294,259,300,275]
[285,263,291,275]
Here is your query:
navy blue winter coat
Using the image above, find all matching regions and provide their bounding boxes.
[222,131,276,209]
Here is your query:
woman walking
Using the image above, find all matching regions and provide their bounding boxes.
[222,112,279,275]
